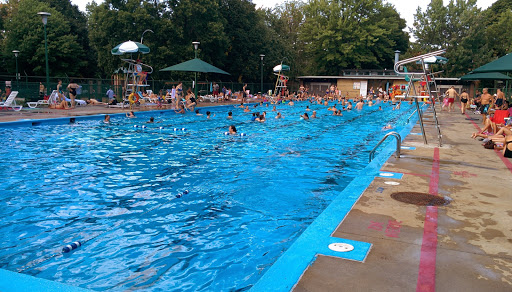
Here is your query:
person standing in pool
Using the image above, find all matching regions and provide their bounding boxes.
[228,125,237,135]
[175,82,183,109]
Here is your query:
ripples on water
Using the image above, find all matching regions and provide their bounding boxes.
[0,101,413,291]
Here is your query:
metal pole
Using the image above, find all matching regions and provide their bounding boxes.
[192,42,200,100]
[12,51,19,90]
[44,23,50,92]
[260,54,265,94]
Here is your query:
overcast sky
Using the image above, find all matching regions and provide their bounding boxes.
[71,0,497,32]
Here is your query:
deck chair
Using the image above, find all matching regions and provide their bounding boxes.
[28,90,58,108]
[493,110,510,124]
[0,91,22,111]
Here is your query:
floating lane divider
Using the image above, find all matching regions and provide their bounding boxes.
[18,190,190,273]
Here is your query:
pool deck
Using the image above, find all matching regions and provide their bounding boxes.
[293,108,512,291]
[1,103,511,291]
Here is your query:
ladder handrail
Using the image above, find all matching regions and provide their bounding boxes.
[394,50,446,76]
[369,132,401,163]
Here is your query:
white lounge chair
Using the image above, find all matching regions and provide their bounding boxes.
[27,90,59,108]
[0,91,22,111]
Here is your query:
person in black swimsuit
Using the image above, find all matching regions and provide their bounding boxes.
[67,80,79,108]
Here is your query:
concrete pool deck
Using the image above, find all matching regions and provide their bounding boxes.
[293,108,512,291]
[1,103,510,291]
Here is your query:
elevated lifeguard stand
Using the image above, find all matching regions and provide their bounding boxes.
[273,63,290,97]
[121,59,153,107]
[394,49,447,147]
[111,40,153,107]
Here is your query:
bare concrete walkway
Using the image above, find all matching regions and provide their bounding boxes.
[294,107,512,291]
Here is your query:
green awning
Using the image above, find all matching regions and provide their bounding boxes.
[472,53,512,73]
[160,58,230,75]
[459,72,512,81]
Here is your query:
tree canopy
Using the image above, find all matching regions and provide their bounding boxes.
[1,0,512,80]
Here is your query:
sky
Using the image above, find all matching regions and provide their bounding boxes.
[71,0,497,32]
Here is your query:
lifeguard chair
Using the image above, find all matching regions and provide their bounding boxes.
[273,63,290,97]
[111,40,153,107]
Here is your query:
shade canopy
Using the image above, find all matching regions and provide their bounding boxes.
[111,41,150,55]
[415,56,448,65]
[160,58,230,75]
[273,64,290,72]
[472,53,512,73]
[459,72,512,81]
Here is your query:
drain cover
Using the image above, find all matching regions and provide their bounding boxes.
[391,192,450,206]
[328,243,354,252]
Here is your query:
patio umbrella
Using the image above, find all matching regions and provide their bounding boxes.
[472,53,512,73]
[273,64,290,72]
[160,58,230,75]
[459,72,512,81]
[111,40,150,55]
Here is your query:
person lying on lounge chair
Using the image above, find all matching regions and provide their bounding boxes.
[49,100,69,109]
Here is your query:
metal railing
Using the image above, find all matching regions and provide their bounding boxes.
[369,132,401,163]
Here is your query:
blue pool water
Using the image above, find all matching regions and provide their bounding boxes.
[0,101,413,291]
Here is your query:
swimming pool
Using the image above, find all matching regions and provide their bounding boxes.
[0,101,413,291]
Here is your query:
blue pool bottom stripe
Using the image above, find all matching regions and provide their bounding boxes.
[251,110,417,292]
[0,269,90,292]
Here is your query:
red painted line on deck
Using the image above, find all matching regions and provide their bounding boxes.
[416,147,440,292]
[464,113,512,174]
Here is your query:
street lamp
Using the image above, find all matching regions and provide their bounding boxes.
[260,54,265,95]
[140,29,153,44]
[38,11,51,93]
[12,50,20,90]
[192,41,200,99]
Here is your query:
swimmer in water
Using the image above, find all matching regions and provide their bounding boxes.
[147,117,154,123]
[126,111,136,118]
[206,111,215,119]
[103,115,110,123]
[227,111,233,119]
[195,109,203,116]
[301,112,309,120]
[272,105,277,112]
[311,111,317,118]
[378,106,382,110]
[383,124,393,130]
[289,100,294,106]
[229,125,237,135]
[276,112,283,119]
[306,105,311,111]
[244,106,251,113]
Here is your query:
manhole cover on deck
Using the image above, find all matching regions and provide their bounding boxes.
[390,192,450,206]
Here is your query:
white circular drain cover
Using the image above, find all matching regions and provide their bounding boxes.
[328,243,354,252]
[385,181,400,186]
[380,172,394,177]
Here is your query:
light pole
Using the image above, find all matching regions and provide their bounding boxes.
[260,54,265,95]
[192,41,200,99]
[12,50,19,90]
[38,12,51,93]
[140,29,153,44]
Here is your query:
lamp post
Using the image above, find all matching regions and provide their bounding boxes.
[12,50,19,90]
[192,41,200,99]
[260,54,265,95]
[38,12,51,93]
[140,29,153,44]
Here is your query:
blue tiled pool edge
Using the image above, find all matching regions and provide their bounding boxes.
[250,115,417,292]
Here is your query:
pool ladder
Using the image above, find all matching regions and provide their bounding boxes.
[369,132,401,162]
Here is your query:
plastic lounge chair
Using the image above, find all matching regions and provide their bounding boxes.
[0,91,22,111]
[28,90,59,108]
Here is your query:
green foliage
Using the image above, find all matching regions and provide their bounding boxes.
[299,0,409,75]
[412,0,492,77]
[2,0,87,77]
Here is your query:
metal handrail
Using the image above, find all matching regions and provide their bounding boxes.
[369,132,401,162]
[394,49,446,76]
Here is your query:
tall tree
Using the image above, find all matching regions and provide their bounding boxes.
[412,0,491,76]
[299,0,408,75]
[2,0,88,77]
